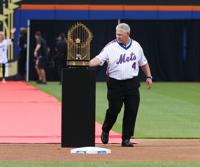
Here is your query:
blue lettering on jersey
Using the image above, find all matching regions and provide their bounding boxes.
[116,52,136,64]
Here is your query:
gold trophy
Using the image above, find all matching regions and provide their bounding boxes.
[0,0,22,78]
[67,22,93,66]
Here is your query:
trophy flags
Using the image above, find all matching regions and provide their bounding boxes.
[1,0,22,61]
[0,3,2,31]
[11,0,22,3]
[67,22,93,66]
[3,7,13,15]
[0,15,8,31]
[0,14,7,21]
[2,0,10,38]
[8,3,19,10]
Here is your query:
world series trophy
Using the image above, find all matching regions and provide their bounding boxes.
[62,22,95,147]
[0,0,22,78]
[67,22,93,67]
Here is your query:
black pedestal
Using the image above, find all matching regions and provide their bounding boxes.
[62,68,96,147]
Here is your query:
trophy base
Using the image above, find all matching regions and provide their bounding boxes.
[67,61,89,67]
[62,68,95,147]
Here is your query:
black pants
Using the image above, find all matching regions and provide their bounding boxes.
[102,77,140,140]
[1,64,5,79]
[54,54,65,82]
[18,51,26,79]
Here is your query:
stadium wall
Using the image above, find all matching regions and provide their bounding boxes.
[11,1,200,81]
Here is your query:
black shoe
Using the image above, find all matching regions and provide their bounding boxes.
[101,131,109,144]
[41,81,47,84]
[36,80,42,84]
[121,139,134,147]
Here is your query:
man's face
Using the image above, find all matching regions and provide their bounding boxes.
[34,35,40,40]
[0,33,4,41]
[116,30,129,45]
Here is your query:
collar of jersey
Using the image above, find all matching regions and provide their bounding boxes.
[117,38,132,50]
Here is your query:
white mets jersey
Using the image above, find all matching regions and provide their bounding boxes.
[96,38,148,80]
[0,39,12,64]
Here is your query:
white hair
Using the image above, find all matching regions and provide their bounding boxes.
[116,23,131,34]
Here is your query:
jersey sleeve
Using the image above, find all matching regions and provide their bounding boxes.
[138,47,148,66]
[96,46,109,66]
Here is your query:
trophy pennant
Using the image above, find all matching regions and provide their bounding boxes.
[8,3,19,10]
[3,8,13,15]
[0,15,8,21]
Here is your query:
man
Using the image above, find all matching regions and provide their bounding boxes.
[89,23,152,147]
[0,28,15,83]
[18,27,27,80]
[54,33,67,82]
[34,31,47,84]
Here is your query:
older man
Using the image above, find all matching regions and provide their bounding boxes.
[89,23,152,147]
[0,28,15,83]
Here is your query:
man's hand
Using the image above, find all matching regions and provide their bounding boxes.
[89,57,101,67]
[141,63,152,89]
[11,28,16,34]
[146,77,153,89]
[34,51,38,58]
[34,44,41,58]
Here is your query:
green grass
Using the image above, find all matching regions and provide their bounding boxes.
[31,82,200,138]
[31,82,62,101]
[1,162,200,167]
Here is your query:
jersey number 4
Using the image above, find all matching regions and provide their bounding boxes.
[132,62,136,69]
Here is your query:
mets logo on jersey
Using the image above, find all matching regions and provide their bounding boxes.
[116,52,136,65]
